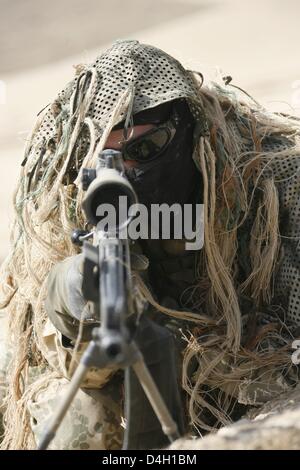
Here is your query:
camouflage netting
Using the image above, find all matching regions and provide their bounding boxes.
[0,40,300,448]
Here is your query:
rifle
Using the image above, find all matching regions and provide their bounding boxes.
[37,149,182,450]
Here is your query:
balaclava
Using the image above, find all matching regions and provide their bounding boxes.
[122,98,199,209]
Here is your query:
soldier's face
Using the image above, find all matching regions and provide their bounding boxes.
[104,124,155,168]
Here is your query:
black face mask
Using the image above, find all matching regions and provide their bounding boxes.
[124,100,198,209]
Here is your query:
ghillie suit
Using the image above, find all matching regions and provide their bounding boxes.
[0,40,300,449]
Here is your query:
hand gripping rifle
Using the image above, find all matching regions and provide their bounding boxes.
[37,149,182,450]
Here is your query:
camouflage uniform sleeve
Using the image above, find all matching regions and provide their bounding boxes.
[45,254,99,342]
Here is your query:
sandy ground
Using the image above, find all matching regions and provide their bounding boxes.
[0,0,300,262]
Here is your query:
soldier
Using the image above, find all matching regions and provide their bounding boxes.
[0,40,300,449]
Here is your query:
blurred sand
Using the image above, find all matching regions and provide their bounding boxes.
[0,0,300,262]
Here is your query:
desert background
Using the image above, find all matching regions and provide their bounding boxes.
[0,0,300,263]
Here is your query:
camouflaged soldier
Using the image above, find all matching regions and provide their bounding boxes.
[1,40,300,450]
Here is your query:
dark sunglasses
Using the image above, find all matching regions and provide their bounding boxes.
[121,118,177,163]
